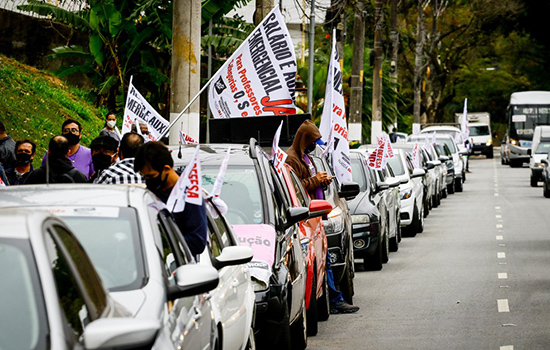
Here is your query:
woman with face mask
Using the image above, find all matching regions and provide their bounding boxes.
[99,112,121,142]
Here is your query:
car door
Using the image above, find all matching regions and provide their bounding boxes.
[205,201,252,349]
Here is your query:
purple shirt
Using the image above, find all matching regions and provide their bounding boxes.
[303,154,324,200]
[42,145,94,179]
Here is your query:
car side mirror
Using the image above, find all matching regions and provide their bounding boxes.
[426,162,435,170]
[411,168,426,178]
[542,158,548,166]
[309,199,333,220]
[338,182,360,200]
[285,207,309,229]
[376,181,389,192]
[439,155,450,162]
[83,318,160,350]
[212,246,253,270]
[399,178,409,184]
[168,264,219,301]
[388,178,400,188]
[459,150,469,156]
[527,149,532,156]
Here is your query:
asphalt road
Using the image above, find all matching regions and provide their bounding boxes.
[309,155,550,350]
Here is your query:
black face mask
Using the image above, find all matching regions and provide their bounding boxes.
[63,132,80,145]
[304,143,316,154]
[146,171,167,194]
[92,153,115,172]
[16,153,32,165]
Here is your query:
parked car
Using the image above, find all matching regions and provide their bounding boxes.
[529,126,550,186]
[407,135,448,200]
[280,163,333,333]
[309,150,360,303]
[348,150,387,270]
[202,197,256,350]
[433,142,455,195]
[0,185,222,350]
[0,208,162,350]
[170,141,309,350]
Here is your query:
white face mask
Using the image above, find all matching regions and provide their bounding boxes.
[106,120,116,128]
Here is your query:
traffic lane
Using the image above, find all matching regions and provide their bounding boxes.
[309,157,506,349]
[493,161,550,348]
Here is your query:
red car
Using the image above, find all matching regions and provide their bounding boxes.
[280,163,332,336]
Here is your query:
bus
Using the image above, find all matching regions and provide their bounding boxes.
[502,91,550,167]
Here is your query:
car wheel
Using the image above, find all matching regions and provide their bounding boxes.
[423,194,430,218]
[418,203,424,233]
[501,156,505,165]
[442,187,448,198]
[487,150,494,159]
[306,272,318,336]
[339,261,354,304]
[510,159,522,168]
[317,271,330,321]
[432,194,439,208]
[246,327,256,350]
[261,298,291,350]
[544,181,550,198]
[406,203,420,237]
[364,234,383,271]
[382,227,389,264]
[447,183,455,194]
[290,300,307,350]
[455,178,463,192]
[530,175,538,187]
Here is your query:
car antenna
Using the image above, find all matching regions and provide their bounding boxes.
[178,122,183,159]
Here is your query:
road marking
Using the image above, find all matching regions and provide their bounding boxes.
[500,346,514,350]
[496,215,502,218]
[498,273,508,279]
[499,244,506,247]
[494,193,500,197]
[498,252,506,258]
[498,299,510,312]
[496,224,503,228]
[496,235,503,240]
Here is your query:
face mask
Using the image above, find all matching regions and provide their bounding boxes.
[304,143,316,154]
[16,153,32,165]
[146,171,167,194]
[92,153,115,172]
[63,132,80,145]
[106,120,116,129]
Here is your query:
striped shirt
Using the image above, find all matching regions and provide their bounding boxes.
[94,158,144,184]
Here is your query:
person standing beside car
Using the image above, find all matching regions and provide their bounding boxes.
[0,121,16,169]
[286,119,360,314]
[5,139,36,185]
[134,141,207,257]
[95,132,145,184]
[41,119,94,179]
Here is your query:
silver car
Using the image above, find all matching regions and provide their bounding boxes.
[0,208,159,350]
[0,185,222,350]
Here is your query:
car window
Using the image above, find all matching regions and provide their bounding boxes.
[58,207,146,292]
[469,125,490,136]
[387,155,405,176]
[536,142,550,154]
[350,156,367,191]
[0,238,48,350]
[438,137,457,153]
[269,164,290,226]
[289,169,309,207]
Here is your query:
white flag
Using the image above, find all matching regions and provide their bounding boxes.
[461,98,470,141]
[208,148,231,216]
[423,136,430,153]
[271,121,288,175]
[367,143,387,170]
[122,76,170,142]
[411,143,421,169]
[0,177,5,187]
[180,130,198,145]
[384,133,394,159]
[208,6,297,119]
[431,132,437,146]
[319,30,352,183]
[166,146,202,213]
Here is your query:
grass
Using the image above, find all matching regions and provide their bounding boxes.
[0,55,107,168]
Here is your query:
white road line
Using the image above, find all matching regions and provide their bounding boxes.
[494,193,500,197]
[496,235,503,240]
[495,206,501,210]
[498,299,510,312]
[498,252,506,258]
[498,273,508,279]
[496,224,503,228]
[500,346,514,350]
[496,215,502,218]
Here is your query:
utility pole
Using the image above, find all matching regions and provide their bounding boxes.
[371,0,384,143]
[254,0,273,25]
[390,0,399,129]
[412,0,425,135]
[307,0,315,114]
[170,0,201,144]
[349,1,366,143]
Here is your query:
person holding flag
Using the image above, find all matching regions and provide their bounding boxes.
[134,141,207,257]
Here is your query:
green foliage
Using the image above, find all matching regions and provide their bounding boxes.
[0,55,106,168]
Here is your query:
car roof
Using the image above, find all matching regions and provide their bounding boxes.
[421,125,460,132]
[168,144,256,167]
[0,184,145,208]
[0,208,54,239]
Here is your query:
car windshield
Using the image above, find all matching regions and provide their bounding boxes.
[387,156,405,176]
[0,238,48,350]
[469,125,490,136]
[437,138,457,153]
[47,207,145,291]
[535,142,550,154]
[202,166,264,225]
[350,157,367,191]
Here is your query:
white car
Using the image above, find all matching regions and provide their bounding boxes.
[0,185,225,350]
[202,197,256,350]
[420,126,468,181]
[406,135,447,202]
[385,148,426,236]
[0,208,159,350]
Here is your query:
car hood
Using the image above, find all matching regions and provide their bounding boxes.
[348,190,374,216]
[111,289,147,317]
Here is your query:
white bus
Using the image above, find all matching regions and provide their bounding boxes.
[502,91,550,167]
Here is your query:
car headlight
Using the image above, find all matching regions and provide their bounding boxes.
[510,138,519,146]
[251,277,268,292]
[352,214,370,224]
[486,139,493,146]
[324,208,344,234]
[535,162,543,168]
[400,189,413,200]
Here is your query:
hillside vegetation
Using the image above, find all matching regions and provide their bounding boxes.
[0,55,106,167]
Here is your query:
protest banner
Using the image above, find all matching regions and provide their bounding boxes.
[208,6,297,119]
[271,121,288,175]
[122,77,170,142]
[319,29,352,183]
[368,136,388,170]
[180,130,198,145]
[461,98,470,141]
[166,145,202,213]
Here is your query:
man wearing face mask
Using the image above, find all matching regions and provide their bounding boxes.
[134,141,207,257]
[89,135,119,183]
[41,119,94,179]
[5,139,36,185]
